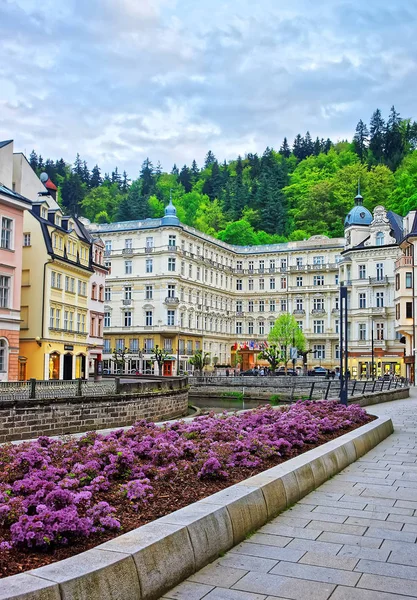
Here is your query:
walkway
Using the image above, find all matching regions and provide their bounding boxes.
[163,391,417,600]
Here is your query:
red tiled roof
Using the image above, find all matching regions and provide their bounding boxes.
[45,179,57,191]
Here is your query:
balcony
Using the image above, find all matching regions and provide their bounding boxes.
[369,276,389,285]
[395,256,413,269]
[168,246,177,252]
[122,248,133,256]
[236,311,244,317]
[122,299,132,306]
[145,247,154,253]
[293,309,305,315]
[165,296,179,305]
[104,249,112,257]
[311,308,326,315]
[331,308,340,314]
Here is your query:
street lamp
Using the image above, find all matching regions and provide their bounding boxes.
[371,322,374,381]
[339,285,348,406]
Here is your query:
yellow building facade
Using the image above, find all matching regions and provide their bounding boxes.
[20,198,94,380]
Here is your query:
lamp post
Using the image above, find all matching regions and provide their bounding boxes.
[176,337,180,376]
[371,323,374,381]
[339,285,348,406]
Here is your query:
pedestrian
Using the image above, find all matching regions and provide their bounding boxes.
[226,368,229,377]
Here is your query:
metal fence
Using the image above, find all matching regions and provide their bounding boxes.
[0,379,116,401]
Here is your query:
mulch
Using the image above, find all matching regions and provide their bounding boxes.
[0,416,375,579]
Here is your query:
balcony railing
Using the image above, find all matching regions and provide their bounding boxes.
[122,248,133,256]
[311,308,326,314]
[122,299,132,306]
[165,296,179,305]
[293,309,305,315]
[395,256,413,269]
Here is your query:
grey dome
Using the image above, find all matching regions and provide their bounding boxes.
[344,194,372,227]
[161,197,180,226]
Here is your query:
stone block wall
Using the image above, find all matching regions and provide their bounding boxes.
[0,386,189,443]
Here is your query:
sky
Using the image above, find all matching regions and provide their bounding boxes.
[1,0,417,177]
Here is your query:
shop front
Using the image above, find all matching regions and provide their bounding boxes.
[349,351,403,379]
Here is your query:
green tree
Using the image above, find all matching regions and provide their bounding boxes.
[189,349,210,375]
[217,220,258,245]
[369,108,385,164]
[151,345,172,376]
[269,314,306,372]
[258,344,282,372]
[90,164,102,188]
[353,119,369,162]
[60,173,86,215]
[112,346,128,373]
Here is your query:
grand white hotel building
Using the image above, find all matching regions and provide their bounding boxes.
[86,194,407,378]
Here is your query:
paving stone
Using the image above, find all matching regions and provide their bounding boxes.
[299,551,359,571]
[231,571,335,600]
[269,560,361,586]
[312,505,388,520]
[217,553,278,574]
[358,573,417,596]
[305,520,367,536]
[285,538,342,555]
[364,503,412,516]
[355,558,417,581]
[316,532,382,548]
[291,509,347,524]
[387,512,417,525]
[270,516,311,528]
[337,545,390,562]
[345,516,402,530]
[0,574,60,600]
[259,523,321,540]
[162,581,215,599]
[360,485,417,501]
[204,588,267,600]
[188,564,247,588]
[232,542,305,562]
[363,526,416,542]
[330,586,414,600]
[247,533,292,548]
[394,499,417,510]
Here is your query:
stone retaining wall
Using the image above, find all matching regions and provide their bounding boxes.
[0,414,393,600]
[0,380,189,443]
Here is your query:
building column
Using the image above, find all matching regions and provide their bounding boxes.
[44,353,50,380]
[59,355,64,380]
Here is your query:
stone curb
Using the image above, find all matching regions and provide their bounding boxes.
[0,415,393,600]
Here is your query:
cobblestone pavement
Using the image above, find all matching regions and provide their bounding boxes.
[163,392,417,600]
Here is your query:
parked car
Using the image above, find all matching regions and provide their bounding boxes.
[308,366,327,376]
[275,367,297,376]
[239,369,259,376]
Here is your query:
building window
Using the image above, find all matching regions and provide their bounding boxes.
[259,300,265,312]
[146,259,153,273]
[0,276,10,308]
[144,285,153,300]
[335,274,339,285]
[146,236,153,249]
[248,278,254,291]
[313,320,324,334]
[235,321,242,335]
[248,300,254,312]
[145,311,153,326]
[269,260,275,272]
[168,257,176,272]
[0,339,6,371]
[281,299,287,312]
[104,339,111,353]
[259,321,265,335]
[296,321,303,331]
[335,344,340,359]
[313,256,324,265]
[69,312,74,331]
[270,300,276,312]
[259,278,265,291]
[376,292,384,308]
[280,277,287,290]
[313,275,324,286]
[236,279,243,291]
[248,260,254,272]
[376,322,384,341]
[259,260,265,273]
[91,283,97,300]
[396,273,400,290]
[313,344,325,359]
[104,311,111,327]
[144,338,153,351]
[167,310,175,325]
[248,321,254,335]
[105,240,112,253]
[105,287,111,301]
[359,323,367,340]
[406,272,413,288]
[313,297,324,310]
[359,265,366,279]
[296,257,303,267]
[163,338,173,352]
[23,233,31,247]
[359,293,366,309]
[50,307,55,328]
[396,303,400,320]
[167,284,175,298]
[116,338,125,352]
[236,300,243,313]
[187,340,193,354]
[196,267,200,281]
[1,217,12,250]
[335,319,339,334]
[376,232,384,246]
[296,298,303,311]
[296,276,303,287]
[125,260,132,275]
[236,260,243,271]
[406,302,413,319]
[55,309,60,329]
[168,235,176,247]
[124,311,132,327]
[376,262,384,280]
[270,278,275,290]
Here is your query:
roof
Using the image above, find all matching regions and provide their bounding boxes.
[386,211,404,243]
[45,179,57,191]
[0,140,13,149]
[344,204,372,228]
[0,184,32,205]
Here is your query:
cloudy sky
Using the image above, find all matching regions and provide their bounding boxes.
[1,0,416,177]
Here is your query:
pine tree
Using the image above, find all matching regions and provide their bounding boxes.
[384,105,403,169]
[29,150,38,171]
[44,159,56,182]
[121,171,130,193]
[116,179,148,221]
[279,137,291,158]
[292,135,303,160]
[73,153,83,176]
[111,166,122,188]
[369,109,385,163]
[323,138,332,153]
[140,158,154,197]
[179,165,192,193]
[302,131,314,157]
[38,155,44,171]
[313,137,322,156]
[60,173,85,215]
[155,161,162,177]
[55,158,67,178]
[82,161,90,186]
[353,119,369,162]
[204,150,216,169]
[171,164,179,176]
[191,160,199,182]
[90,165,102,188]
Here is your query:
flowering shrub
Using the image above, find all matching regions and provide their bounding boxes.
[0,401,370,550]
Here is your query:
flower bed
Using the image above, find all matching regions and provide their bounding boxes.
[0,401,372,578]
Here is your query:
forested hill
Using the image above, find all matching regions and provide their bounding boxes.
[29,106,417,245]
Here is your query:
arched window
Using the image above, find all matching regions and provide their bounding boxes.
[0,339,7,373]
[376,232,384,246]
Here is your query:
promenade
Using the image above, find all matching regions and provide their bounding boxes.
[163,391,417,600]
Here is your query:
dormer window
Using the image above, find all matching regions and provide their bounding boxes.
[41,207,47,219]
[376,232,384,246]
[55,215,61,226]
